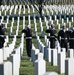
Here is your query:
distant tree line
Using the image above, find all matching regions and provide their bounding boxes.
[0,0,74,5]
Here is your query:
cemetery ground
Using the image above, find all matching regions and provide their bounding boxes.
[19,38,64,75]
[1,4,74,75]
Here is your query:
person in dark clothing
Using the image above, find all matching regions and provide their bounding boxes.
[58,24,68,51]
[0,0,3,5]
[0,23,6,48]
[39,5,42,16]
[68,26,74,49]
[45,24,57,48]
[22,25,32,61]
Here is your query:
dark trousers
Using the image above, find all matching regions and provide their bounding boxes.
[26,39,32,57]
[61,40,68,51]
[50,38,55,48]
[0,36,5,48]
[69,40,74,49]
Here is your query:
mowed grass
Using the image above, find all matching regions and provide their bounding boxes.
[3,4,71,75]
[18,5,66,75]
[19,38,64,75]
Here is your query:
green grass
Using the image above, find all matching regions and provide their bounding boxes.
[19,38,64,75]
[2,4,73,75]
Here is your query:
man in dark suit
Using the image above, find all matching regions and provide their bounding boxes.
[45,23,57,48]
[0,23,6,48]
[68,26,74,49]
[58,24,68,51]
[22,25,32,61]
[0,0,3,5]
[39,5,42,17]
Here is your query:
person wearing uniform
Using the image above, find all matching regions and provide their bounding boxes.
[58,24,68,51]
[22,25,32,60]
[45,24,57,48]
[0,0,3,5]
[0,23,6,48]
[68,26,74,49]
[39,5,42,17]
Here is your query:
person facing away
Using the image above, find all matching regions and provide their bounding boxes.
[45,23,57,48]
[58,23,69,52]
[68,26,74,49]
[22,25,32,61]
[0,23,6,48]
[39,5,42,17]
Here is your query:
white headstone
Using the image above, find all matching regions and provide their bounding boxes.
[14,48,21,67]
[47,48,51,62]
[67,18,69,23]
[57,20,59,25]
[35,53,43,60]
[68,49,74,58]
[0,61,12,75]
[32,49,39,64]
[69,22,71,28]
[3,47,10,60]
[72,17,73,22]
[48,41,50,48]
[58,52,66,73]
[65,58,74,75]
[41,44,45,56]
[0,49,3,63]
[44,46,48,59]
[58,24,60,30]
[10,54,19,75]
[34,59,46,75]
[51,49,57,66]
[44,72,58,75]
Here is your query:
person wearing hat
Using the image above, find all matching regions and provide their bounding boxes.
[22,25,32,61]
[45,23,57,48]
[68,26,74,49]
[58,23,69,51]
[0,23,6,48]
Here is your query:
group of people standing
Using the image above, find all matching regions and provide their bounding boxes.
[22,23,74,61]
[45,23,74,52]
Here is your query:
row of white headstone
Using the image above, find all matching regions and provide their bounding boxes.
[44,5,74,15]
[0,15,24,36]
[34,5,73,32]
[0,5,73,32]
[0,5,74,17]
[47,0,74,3]
[16,4,74,75]
[0,5,30,16]
[42,12,72,30]
[31,29,74,75]
[42,35,74,75]
[0,33,24,75]
[31,43,58,75]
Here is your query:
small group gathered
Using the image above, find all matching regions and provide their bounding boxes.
[45,23,74,52]
[22,24,74,61]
